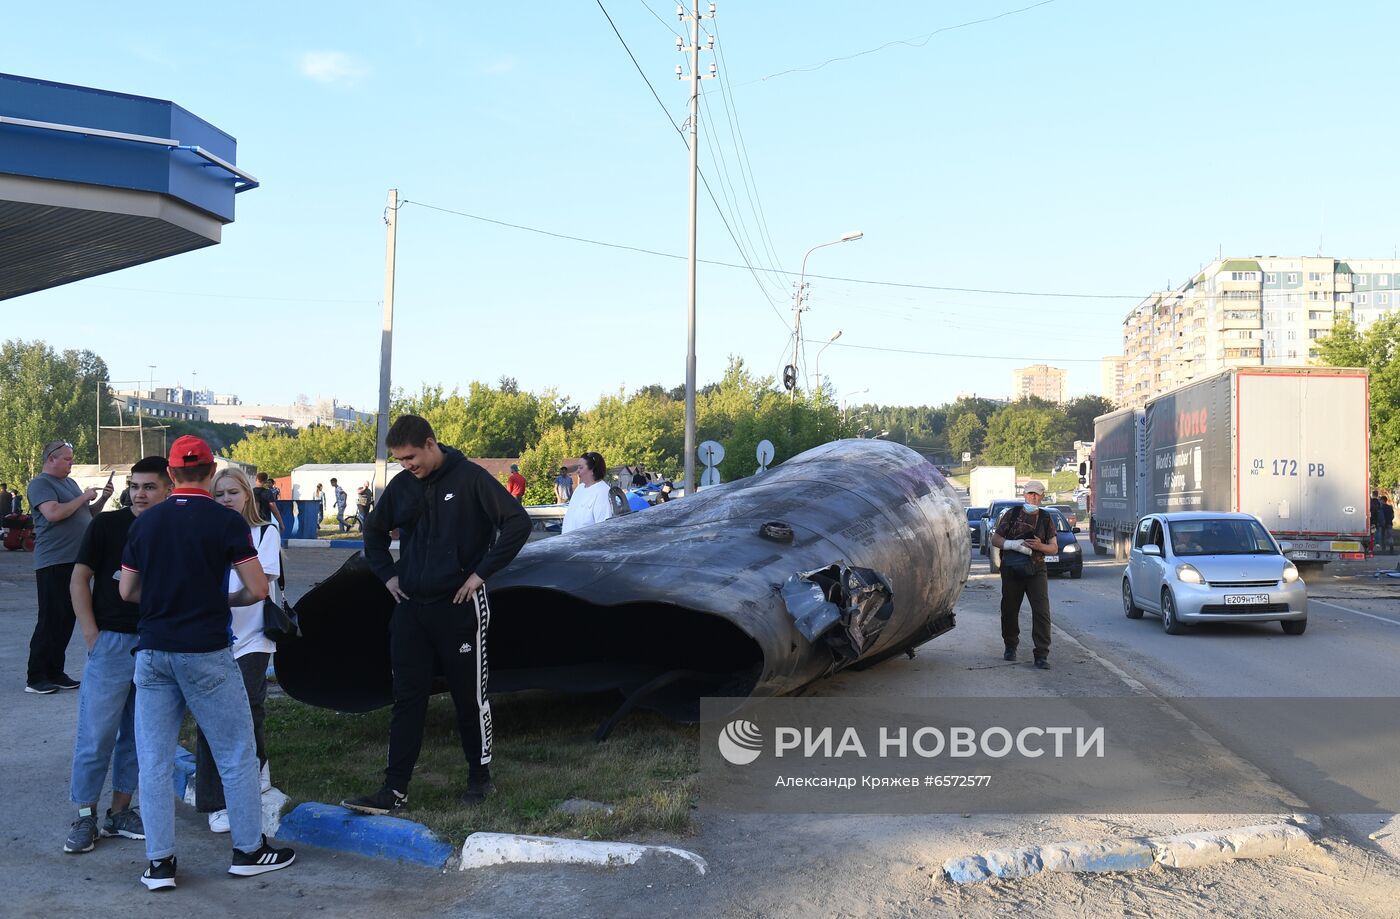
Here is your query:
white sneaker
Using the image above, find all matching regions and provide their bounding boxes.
[208,809,230,834]
[259,761,272,794]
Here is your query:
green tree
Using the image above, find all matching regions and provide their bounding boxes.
[0,339,109,484]
[518,425,574,505]
[1315,315,1400,490]
[225,422,377,477]
[1063,395,1116,444]
[393,378,546,457]
[946,412,986,460]
[981,403,1069,471]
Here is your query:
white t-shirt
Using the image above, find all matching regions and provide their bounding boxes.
[562,481,614,534]
[229,523,281,658]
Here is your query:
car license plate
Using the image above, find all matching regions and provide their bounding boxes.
[1289,551,1316,560]
[1044,555,1059,562]
[1224,594,1269,605]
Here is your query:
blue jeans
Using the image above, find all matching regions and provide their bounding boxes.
[135,649,262,860]
[70,630,139,805]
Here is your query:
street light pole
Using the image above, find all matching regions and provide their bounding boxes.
[790,232,862,403]
[814,330,842,399]
[375,188,398,501]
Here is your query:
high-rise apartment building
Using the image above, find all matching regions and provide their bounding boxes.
[1100,356,1126,406]
[1120,255,1399,406]
[1012,364,1068,403]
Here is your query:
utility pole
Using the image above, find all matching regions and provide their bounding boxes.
[679,2,716,497]
[375,188,399,500]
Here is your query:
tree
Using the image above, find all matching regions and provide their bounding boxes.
[946,412,986,460]
[981,403,1069,471]
[1315,314,1400,490]
[226,422,377,477]
[0,339,109,484]
[1063,395,1116,444]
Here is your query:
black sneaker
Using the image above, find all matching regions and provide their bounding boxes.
[340,785,406,816]
[141,855,177,891]
[25,681,59,695]
[228,835,296,876]
[52,673,81,690]
[1003,646,1016,662]
[460,769,495,807]
[63,807,98,854]
[102,806,145,840]
[1034,657,1051,670]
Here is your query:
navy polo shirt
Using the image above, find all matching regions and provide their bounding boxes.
[121,488,258,653]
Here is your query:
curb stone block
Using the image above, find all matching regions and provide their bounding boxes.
[1152,824,1312,869]
[943,823,1314,884]
[1040,840,1155,874]
[276,802,455,868]
[459,833,708,875]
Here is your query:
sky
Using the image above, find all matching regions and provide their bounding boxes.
[5,1,1400,411]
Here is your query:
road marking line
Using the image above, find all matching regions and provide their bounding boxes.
[1312,600,1400,628]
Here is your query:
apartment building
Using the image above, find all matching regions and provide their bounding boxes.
[1012,364,1068,403]
[1120,255,1399,406]
[1100,356,1127,406]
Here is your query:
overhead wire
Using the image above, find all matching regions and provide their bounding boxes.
[395,199,1146,301]
[750,0,1058,83]
[593,0,792,332]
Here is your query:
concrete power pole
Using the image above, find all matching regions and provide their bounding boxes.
[679,2,715,496]
[375,188,398,500]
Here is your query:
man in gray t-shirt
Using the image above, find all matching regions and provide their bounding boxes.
[25,440,112,694]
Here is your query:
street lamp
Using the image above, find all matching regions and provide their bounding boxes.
[841,387,869,418]
[790,232,863,402]
[814,330,842,398]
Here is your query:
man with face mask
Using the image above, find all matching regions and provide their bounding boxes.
[990,480,1057,670]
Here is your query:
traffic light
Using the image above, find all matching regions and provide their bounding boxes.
[782,365,797,391]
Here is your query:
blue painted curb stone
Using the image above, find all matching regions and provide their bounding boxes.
[172,747,196,800]
[276,802,455,868]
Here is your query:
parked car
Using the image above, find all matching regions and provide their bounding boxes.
[978,499,1023,556]
[966,507,987,547]
[1048,503,1079,530]
[987,506,1083,577]
[1120,512,1307,635]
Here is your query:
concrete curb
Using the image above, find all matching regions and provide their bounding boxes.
[459,832,708,875]
[275,802,456,868]
[943,821,1315,884]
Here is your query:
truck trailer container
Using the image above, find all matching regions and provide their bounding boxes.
[969,465,1017,509]
[1088,367,1370,569]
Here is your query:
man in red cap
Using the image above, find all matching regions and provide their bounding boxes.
[119,437,295,890]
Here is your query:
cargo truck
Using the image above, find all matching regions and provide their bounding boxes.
[969,465,1017,509]
[1087,367,1370,570]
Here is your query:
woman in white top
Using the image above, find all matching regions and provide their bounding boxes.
[195,467,281,833]
[562,451,615,534]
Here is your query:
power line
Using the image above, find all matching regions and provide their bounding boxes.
[803,338,1110,363]
[751,0,1058,83]
[396,199,1146,300]
[592,0,791,331]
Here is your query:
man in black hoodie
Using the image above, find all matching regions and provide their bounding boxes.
[342,415,531,814]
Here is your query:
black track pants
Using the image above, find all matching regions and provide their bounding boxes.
[384,590,493,792]
[1000,568,1052,659]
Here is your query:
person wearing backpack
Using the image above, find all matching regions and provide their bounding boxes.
[990,480,1058,670]
[198,467,282,833]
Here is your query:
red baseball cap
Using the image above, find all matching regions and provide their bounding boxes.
[169,435,215,467]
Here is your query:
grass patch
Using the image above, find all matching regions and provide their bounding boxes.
[212,692,698,845]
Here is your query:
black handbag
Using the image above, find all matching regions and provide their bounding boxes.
[262,597,299,643]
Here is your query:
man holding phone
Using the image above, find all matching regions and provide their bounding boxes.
[25,440,113,695]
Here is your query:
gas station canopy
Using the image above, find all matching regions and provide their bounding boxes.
[0,72,256,301]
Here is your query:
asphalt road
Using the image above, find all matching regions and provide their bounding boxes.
[4,535,1398,918]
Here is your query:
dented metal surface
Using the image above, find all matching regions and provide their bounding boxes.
[276,439,970,719]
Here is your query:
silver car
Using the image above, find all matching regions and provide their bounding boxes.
[1121,512,1307,635]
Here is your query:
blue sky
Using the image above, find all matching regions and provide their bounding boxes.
[6,1,1400,410]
